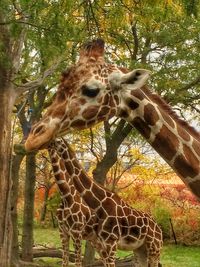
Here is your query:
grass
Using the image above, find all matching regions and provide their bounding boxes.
[33,226,200,266]
[161,244,200,267]
[33,226,61,248]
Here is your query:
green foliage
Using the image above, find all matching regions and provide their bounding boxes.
[152,203,171,239]
[44,190,61,227]
[182,0,199,17]
[47,191,61,214]
[34,226,61,248]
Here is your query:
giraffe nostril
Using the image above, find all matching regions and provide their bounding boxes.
[33,125,45,135]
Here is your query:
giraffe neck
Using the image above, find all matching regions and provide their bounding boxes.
[55,139,113,210]
[48,148,77,203]
[117,85,200,197]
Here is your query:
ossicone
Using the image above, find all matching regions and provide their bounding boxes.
[79,38,105,59]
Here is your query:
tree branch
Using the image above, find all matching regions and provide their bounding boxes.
[0,20,49,31]
[141,36,151,64]
[178,75,200,93]
[104,121,111,149]
[89,128,99,162]
[88,0,101,36]
[15,57,63,95]
[188,103,200,114]
[12,27,27,74]
[131,21,139,60]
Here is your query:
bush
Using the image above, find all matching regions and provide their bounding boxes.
[152,203,171,239]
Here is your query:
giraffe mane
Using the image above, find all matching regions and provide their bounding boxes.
[56,67,79,98]
[142,85,200,140]
[58,68,74,89]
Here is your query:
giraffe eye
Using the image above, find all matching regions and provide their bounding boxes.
[81,85,100,98]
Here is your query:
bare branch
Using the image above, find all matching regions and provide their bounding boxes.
[89,128,99,162]
[104,121,112,149]
[87,0,101,37]
[15,57,64,95]
[0,20,49,31]
[118,179,137,191]
[178,75,200,93]
[188,103,200,114]
[41,154,52,164]
[141,36,151,64]
[131,21,139,60]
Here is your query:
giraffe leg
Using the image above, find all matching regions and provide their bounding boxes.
[103,242,116,267]
[104,254,116,267]
[133,244,148,267]
[147,252,161,267]
[105,262,115,267]
[59,225,70,267]
[99,253,115,267]
[72,236,82,267]
[147,257,161,267]
[95,248,105,266]
[146,241,162,267]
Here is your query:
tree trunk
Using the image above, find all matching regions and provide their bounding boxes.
[11,153,25,266]
[92,121,132,185]
[92,152,118,185]
[21,152,37,261]
[0,86,16,266]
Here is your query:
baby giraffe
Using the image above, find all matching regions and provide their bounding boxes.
[52,138,163,267]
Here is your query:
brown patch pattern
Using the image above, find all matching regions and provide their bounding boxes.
[132,117,151,139]
[192,139,200,157]
[126,98,139,110]
[173,145,199,178]
[144,103,160,126]
[177,125,191,142]
[152,125,179,161]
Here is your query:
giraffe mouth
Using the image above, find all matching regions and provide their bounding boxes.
[25,138,51,151]
[24,128,57,152]
[37,141,52,150]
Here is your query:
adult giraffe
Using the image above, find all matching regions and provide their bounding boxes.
[25,39,200,199]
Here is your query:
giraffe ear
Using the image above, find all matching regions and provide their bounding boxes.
[109,69,151,91]
[79,39,105,60]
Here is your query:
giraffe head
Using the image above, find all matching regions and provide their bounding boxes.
[25,39,150,151]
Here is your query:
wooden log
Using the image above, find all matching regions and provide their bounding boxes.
[28,248,138,267]
[31,248,75,262]
[19,260,40,267]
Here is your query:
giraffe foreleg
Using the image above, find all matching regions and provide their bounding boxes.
[100,242,117,267]
[72,235,83,267]
[58,225,70,267]
[133,244,148,267]
[147,253,161,267]
[146,240,162,267]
